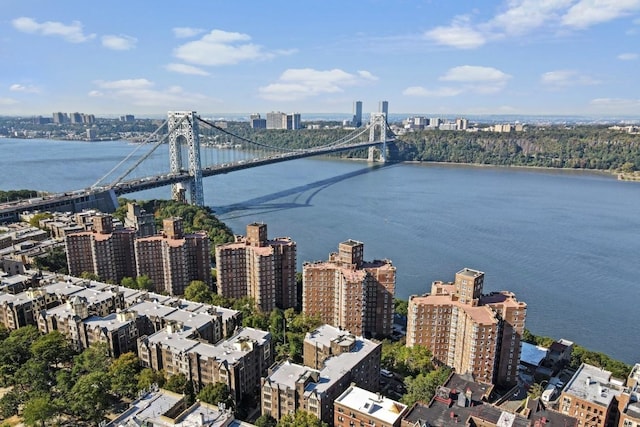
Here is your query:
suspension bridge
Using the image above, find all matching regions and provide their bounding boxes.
[0,111,395,221]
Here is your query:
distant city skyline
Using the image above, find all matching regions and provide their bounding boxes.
[2,1,640,117]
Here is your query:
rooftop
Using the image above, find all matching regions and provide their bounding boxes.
[336,385,407,424]
[563,363,624,407]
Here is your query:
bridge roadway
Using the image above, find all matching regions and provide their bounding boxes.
[0,138,392,222]
[110,138,391,195]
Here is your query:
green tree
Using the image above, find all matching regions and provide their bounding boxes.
[277,410,328,427]
[71,342,111,378]
[402,366,451,407]
[137,274,153,291]
[0,390,20,419]
[30,330,73,367]
[256,414,278,427]
[80,271,100,281]
[120,276,137,289]
[621,162,636,173]
[22,394,57,427]
[184,280,213,303]
[0,325,41,381]
[528,382,545,399]
[394,298,408,316]
[28,212,53,228]
[196,382,235,409]
[32,246,67,273]
[269,309,285,345]
[164,372,189,394]
[109,352,141,398]
[69,371,111,423]
[13,359,53,395]
[138,368,166,391]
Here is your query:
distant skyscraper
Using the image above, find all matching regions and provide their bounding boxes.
[378,101,388,117]
[52,112,68,124]
[250,113,267,129]
[286,113,301,129]
[266,111,286,129]
[353,101,363,127]
[70,112,83,124]
[456,117,469,130]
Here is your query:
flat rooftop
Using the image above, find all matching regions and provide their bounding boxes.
[335,385,407,425]
[563,363,624,407]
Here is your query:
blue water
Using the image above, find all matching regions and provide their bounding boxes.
[1,138,638,364]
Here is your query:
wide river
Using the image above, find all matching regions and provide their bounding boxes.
[1,138,638,364]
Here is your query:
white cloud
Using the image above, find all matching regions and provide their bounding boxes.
[172,27,206,38]
[357,70,378,81]
[425,16,487,49]
[9,83,40,93]
[489,0,574,35]
[101,34,137,50]
[173,29,279,66]
[0,97,18,106]
[11,16,95,43]
[259,68,378,101]
[541,70,600,86]
[94,79,154,90]
[562,0,640,28]
[165,63,210,76]
[440,65,511,83]
[404,65,511,98]
[402,86,462,97]
[617,52,638,60]
[424,0,640,50]
[91,79,210,107]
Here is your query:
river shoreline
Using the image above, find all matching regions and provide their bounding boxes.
[390,159,625,179]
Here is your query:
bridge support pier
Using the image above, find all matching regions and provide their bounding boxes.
[367,113,387,163]
[168,111,204,206]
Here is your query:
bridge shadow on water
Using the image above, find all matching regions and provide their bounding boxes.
[212,162,395,220]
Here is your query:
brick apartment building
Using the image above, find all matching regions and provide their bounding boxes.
[134,217,211,296]
[65,214,137,284]
[334,385,407,427]
[215,223,297,311]
[302,240,395,338]
[261,324,382,424]
[406,268,526,387]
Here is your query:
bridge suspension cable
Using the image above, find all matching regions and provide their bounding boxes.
[91,119,168,188]
[96,114,190,189]
[197,116,375,153]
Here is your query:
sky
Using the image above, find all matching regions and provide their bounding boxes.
[2,0,640,118]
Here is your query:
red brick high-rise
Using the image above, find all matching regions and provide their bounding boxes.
[302,240,395,339]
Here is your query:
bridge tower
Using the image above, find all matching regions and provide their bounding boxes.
[168,111,204,206]
[368,113,387,163]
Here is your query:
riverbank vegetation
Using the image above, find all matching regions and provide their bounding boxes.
[522,329,631,379]
[391,126,640,172]
[214,123,640,173]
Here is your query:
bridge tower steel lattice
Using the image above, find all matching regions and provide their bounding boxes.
[368,113,387,163]
[168,111,204,206]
